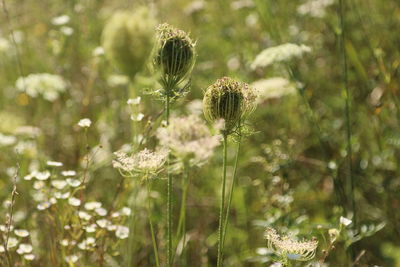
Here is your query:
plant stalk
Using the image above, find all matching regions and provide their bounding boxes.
[217,134,228,267]
[146,181,160,267]
[166,93,172,267]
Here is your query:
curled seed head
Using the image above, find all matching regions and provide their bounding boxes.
[154,23,196,87]
[203,77,256,135]
[102,7,156,78]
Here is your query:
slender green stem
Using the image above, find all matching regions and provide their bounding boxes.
[339,0,356,228]
[221,129,242,249]
[146,181,160,267]
[217,135,228,267]
[166,94,172,267]
[174,165,190,265]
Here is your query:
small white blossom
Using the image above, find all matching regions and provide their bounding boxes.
[340,216,352,227]
[61,170,76,177]
[34,171,51,181]
[0,133,17,146]
[68,197,81,207]
[115,225,129,239]
[66,178,81,187]
[121,207,131,216]
[96,219,109,228]
[84,201,102,210]
[85,224,97,233]
[65,255,79,263]
[60,26,74,36]
[14,229,29,237]
[251,43,311,69]
[78,211,92,221]
[54,191,70,199]
[16,73,67,101]
[92,46,105,57]
[130,113,145,121]
[251,77,296,102]
[51,15,70,25]
[7,237,19,248]
[51,180,68,190]
[127,97,141,105]
[33,181,46,190]
[78,118,92,128]
[95,207,107,216]
[24,254,35,261]
[37,201,51,210]
[16,243,33,254]
[47,161,63,167]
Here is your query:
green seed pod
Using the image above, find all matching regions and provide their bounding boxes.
[102,7,156,79]
[154,23,196,89]
[203,77,256,135]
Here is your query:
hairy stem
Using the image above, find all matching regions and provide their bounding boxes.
[146,181,160,267]
[221,128,242,249]
[166,93,172,267]
[217,135,228,267]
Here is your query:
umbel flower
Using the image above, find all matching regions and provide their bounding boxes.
[154,23,196,95]
[112,148,168,178]
[203,77,256,135]
[265,228,318,263]
[102,7,156,78]
[156,115,220,167]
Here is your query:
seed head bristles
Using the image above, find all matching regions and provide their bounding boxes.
[112,148,168,178]
[265,228,318,262]
[203,77,256,135]
[154,23,196,95]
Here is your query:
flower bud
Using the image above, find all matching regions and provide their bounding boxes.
[102,7,156,78]
[203,77,256,135]
[154,23,195,89]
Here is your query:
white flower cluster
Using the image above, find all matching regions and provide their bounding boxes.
[265,228,318,262]
[0,227,35,261]
[251,43,311,69]
[156,115,220,166]
[251,77,296,102]
[16,73,67,101]
[113,148,168,176]
[297,0,335,18]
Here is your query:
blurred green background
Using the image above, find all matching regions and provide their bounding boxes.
[1,0,400,266]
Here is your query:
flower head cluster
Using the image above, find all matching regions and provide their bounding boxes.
[157,115,220,167]
[297,0,334,18]
[251,43,311,69]
[251,77,296,103]
[16,73,67,101]
[113,148,168,177]
[265,228,318,262]
[102,7,156,78]
[154,23,196,93]
[203,77,257,135]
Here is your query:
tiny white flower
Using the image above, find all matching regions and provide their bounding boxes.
[16,243,33,254]
[68,197,81,207]
[7,237,18,248]
[0,245,4,252]
[95,207,107,216]
[84,201,102,210]
[65,254,79,263]
[51,15,70,25]
[60,239,69,246]
[46,161,63,167]
[23,174,34,180]
[340,216,352,226]
[60,26,74,36]
[130,113,144,122]
[78,118,92,128]
[54,191,70,199]
[33,181,45,190]
[115,225,129,239]
[24,254,35,261]
[92,46,104,57]
[51,180,67,190]
[121,207,131,216]
[96,219,109,228]
[78,211,92,221]
[66,178,81,187]
[61,170,76,177]
[111,212,120,218]
[85,224,97,233]
[34,171,51,181]
[37,201,51,210]
[14,229,29,237]
[106,224,117,231]
[127,97,141,105]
